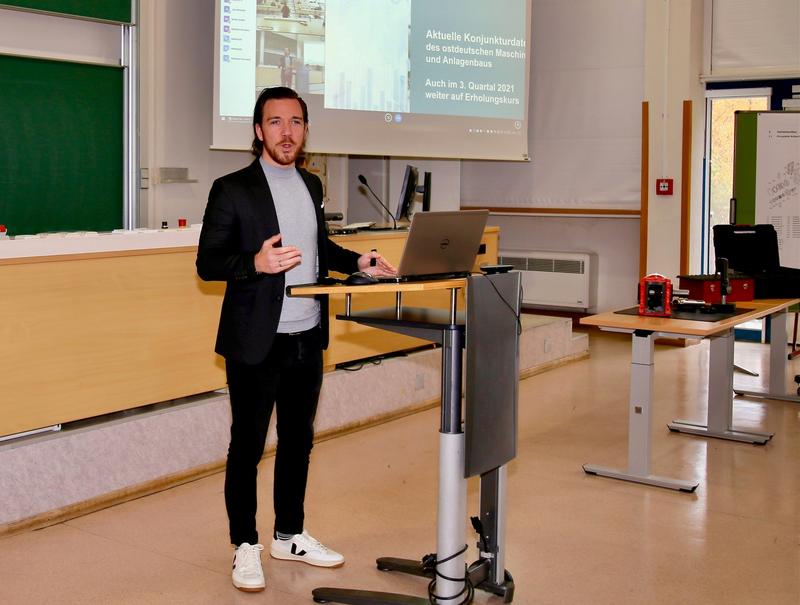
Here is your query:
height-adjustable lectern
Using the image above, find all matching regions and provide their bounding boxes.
[288,273,520,604]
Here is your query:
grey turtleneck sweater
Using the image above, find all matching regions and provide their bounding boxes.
[259,158,320,333]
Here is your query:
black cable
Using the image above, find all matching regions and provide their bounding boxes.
[338,358,383,372]
[484,274,522,335]
[424,544,475,605]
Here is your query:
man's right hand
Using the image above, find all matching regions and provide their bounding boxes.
[254,234,302,274]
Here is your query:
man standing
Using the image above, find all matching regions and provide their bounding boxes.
[280,48,293,87]
[197,86,395,592]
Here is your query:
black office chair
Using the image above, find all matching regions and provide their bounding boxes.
[713,223,800,391]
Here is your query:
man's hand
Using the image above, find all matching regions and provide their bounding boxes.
[254,234,302,274]
[357,251,397,277]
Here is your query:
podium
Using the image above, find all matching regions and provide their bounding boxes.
[288,274,520,604]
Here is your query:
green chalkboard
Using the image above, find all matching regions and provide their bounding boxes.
[0,54,124,236]
[732,111,758,224]
[0,1,131,23]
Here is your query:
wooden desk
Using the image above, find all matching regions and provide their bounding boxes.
[0,245,227,439]
[322,228,498,370]
[579,299,799,492]
[0,228,497,439]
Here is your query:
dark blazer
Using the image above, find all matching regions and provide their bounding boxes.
[196,159,360,364]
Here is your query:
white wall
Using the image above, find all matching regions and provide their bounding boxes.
[139,0,251,228]
[0,7,121,65]
[644,0,706,278]
[457,0,646,310]
[490,214,641,311]
[346,157,461,224]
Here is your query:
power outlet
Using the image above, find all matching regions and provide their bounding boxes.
[415,374,425,391]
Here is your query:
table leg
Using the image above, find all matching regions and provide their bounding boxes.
[584,330,698,492]
[734,311,800,403]
[669,329,773,444]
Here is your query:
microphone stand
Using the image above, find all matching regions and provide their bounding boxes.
[357,174,397,229]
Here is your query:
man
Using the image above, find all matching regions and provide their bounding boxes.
[197,86,395,592]
[280,48,293,87]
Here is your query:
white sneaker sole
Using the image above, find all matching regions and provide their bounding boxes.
[232,580,265,592]
[270,548,344,568]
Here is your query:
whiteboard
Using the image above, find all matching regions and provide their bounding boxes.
[754,112,800,268]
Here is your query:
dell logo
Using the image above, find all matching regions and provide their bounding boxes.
[439,238,450,250]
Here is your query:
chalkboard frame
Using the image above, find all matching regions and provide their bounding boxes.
[0,1,131,24]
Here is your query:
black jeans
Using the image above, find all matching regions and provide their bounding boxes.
[224,327,323,546]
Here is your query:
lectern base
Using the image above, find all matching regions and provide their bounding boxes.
[374,556,515,603]
[313,555,515,604]
[312,587,429,604]
[376,557,432,577]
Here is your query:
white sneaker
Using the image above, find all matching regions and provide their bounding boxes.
[270,530,345,568]
[232,542,265,592]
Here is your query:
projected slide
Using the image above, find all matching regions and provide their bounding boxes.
[214,0,531,160]
[324,0,526,120]
[408,2,526,120]
[219,0,526,120]
[324,0,410,113]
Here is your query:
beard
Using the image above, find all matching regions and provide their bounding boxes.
[265,135,305,166]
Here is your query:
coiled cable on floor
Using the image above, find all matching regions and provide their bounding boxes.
[423,544,475,604]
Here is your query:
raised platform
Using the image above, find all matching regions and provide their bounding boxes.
[0,314,588,535]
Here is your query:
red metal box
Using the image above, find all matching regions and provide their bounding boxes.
[677,274,754,303]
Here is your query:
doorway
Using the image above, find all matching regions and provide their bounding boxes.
[702,89,770,273]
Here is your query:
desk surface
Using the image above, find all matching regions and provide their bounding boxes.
[580,298,800,337]
[288,278,467,297]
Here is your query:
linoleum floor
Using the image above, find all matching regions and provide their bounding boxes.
[1,331,798,604]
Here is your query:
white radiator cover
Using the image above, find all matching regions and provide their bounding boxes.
[499,250,598,312]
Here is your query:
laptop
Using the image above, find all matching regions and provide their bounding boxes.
[379,210,489,282]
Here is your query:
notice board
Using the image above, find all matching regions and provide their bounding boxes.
[733,111,800,268]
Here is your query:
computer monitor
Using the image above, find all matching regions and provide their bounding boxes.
[394,165,431,222]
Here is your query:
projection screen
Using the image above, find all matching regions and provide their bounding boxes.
[212,0,532,161]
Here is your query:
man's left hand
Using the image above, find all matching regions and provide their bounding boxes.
[357,251,397,277]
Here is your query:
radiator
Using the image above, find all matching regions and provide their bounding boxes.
[499,250,598,312]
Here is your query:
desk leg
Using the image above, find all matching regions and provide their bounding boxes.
[436,432,467,600]
[669,330,773,444]
[734,311,800,403]
[584,331,698,492]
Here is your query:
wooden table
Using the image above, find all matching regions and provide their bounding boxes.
[0,227,497,440]
[579,298,799,492]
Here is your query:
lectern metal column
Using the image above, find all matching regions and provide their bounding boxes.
[436,328,468,601]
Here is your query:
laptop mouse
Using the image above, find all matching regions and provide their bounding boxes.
[345,271,379,285]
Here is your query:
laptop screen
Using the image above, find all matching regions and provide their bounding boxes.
[393,210,489,279]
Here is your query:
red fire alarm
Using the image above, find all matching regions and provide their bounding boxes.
[656,178,673,195]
